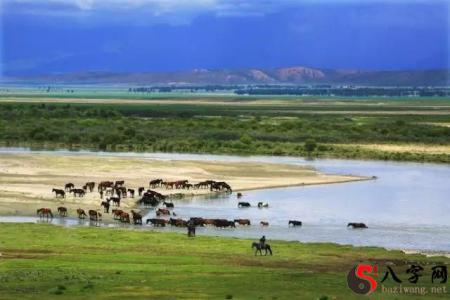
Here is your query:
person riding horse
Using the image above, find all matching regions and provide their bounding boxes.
[260,235,266,248]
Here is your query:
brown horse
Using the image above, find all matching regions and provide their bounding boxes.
[64,183,74,191]
[120,212,130,223]
[37,208,53,219]
[85,182,95,192]
[146,218,167,227]
[260,221,269,226]
[76,208,87,219]
[57,207,67,217]
[88,210,102,221]
[101,201,110,213]
[131,210,142,225]
[52,188,65,198]
[112,209,124,220]
[234,219,251,226]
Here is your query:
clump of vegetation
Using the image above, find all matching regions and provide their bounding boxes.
[0,101,449,163]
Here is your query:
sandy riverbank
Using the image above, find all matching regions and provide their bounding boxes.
[0,153,369,218]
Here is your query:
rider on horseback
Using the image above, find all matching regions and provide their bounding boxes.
[260,235,266,248]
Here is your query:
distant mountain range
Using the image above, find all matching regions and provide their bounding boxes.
[2,66,449,86]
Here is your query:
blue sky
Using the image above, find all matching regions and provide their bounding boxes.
[1,0,449,76]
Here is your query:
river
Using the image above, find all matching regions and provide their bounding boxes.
[0,148,449,253]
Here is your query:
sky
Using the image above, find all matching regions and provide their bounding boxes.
[0,0,449,76]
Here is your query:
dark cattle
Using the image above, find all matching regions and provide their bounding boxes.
[347,223,368,229]
[156,208,170,216]
[238,202,251,208]
[101,201,110,213]
[163,201,174,208]
[234,219,251,226]
[70,188,85,197]
[76,208,87,219]
[57,206,67,217]
[88,210,102,221]
[52,188,65,198]
[260,221,269,226]
[64,183,74,191]
[131,210,142,225]
[127,189,135,198]
[146,218,167,227]
[288,220,302,227]
[37,208,53,219]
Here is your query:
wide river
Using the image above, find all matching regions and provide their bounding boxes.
[1,148,449,253]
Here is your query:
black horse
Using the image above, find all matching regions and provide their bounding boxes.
[238,202,251,208]
[251,242,273,256]
[288,220,302,227]
[52,188,65,198]
[347,222,368,229]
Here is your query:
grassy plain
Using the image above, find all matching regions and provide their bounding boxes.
[0,223,449,300]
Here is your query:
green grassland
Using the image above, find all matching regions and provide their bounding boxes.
[0,94,449,163]
[0,223,448,299]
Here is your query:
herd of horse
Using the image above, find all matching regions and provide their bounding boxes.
[46,179,369,230]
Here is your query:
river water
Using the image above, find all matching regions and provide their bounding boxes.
[1,148,449,253]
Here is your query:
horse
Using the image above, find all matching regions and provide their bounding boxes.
[127,189,135,198]
[112,209,124,220]
[189,217,205,227]
[64,183,74,191]
[238,202,251,208]
[252,242,273,256]
[101,201,110,213]
[120,212,130,223]
[213,219,235,228]
[156,208,171,216]
[149,179,163,188]
[85,182,95,192]
[37,208,53,219]
[138,187,145,196]
[57,207,67,217]
[211,181,232,193]
[70,188,85,197]
[169,218,188,227]
[234,219,251,226]
[347,223,368,229]
[52,188,65,198]
[237,192,243,198]
[110,196,121,207]
[288,220,302,227]
[146,218,167,227]
[131,210,142,225]
[76,208,87,219]
[115,180,125,187]
[260,221,269,226]
[163,201,174,208]
[257,202,269,208]
[98,181,114,192]
[88,210,102,221]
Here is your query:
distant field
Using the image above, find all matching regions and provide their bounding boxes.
[0,223,448,299]
[0,92,449,163]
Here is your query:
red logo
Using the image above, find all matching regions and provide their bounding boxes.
[347,264,378,295]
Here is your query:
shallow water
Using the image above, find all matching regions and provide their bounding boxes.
[1,148,449,252]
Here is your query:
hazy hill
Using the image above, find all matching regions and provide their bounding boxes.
[2,66,449,86]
